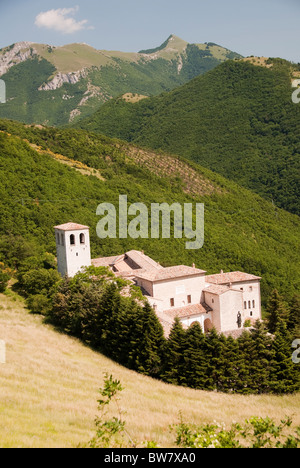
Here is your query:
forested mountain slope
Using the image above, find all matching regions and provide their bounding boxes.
[0,119,299,307]
[77,59,300,215]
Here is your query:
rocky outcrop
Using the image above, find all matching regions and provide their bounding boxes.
[38,69,88,91]
[0,42,36,77]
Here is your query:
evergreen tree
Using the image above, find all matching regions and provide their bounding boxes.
[161,317,186,386]
[183,322,208,390]
[219,335,240,393]
[287,294,300,338]
[266,290,289,334]
[269,320,300,394]
[127,302,165,377]
[247,320,274,394]
[236,330,253,394]
[204,327,225,391]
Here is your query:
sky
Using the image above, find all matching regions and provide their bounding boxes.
[0,0,299,62]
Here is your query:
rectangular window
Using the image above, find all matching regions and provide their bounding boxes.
[248,301,251,309]
[170,298,175,307]
[187,295,192,304]
[244,301,247,309]
[252,300,255,308]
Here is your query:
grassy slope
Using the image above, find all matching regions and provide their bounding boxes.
[0,120,299,306]
[1,291,299,448]
[77,60,300,216]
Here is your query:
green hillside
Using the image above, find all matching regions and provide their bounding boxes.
[0,119,299,308]
[0,37,242,126]
[77,59,300,216]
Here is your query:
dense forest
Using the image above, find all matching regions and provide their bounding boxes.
[0,119,299,310]
[77,59,300,216]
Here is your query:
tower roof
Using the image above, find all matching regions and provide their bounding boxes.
[54,222,90,231]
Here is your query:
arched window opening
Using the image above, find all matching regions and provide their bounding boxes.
[70,234,75,245]
[61,233,64,246]
[80,233,85,244]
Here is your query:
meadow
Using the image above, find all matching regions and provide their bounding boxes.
[0,291,299,448]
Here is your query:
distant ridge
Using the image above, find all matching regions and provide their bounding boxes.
[0,36,242,126]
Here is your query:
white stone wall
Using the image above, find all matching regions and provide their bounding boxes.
[152,274,206,311]
[55,228,91,277]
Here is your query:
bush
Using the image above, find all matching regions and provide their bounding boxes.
[26,294,50,315]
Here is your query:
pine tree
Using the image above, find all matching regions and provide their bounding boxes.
[247,320,274,394]
[204,327,225,391]
[127,302,165,377]
[287,294,300,338]
[236,330,253,394]
[161,317,186,386]
[183,322,208,390]
[269,320,300,394]
[219,335,240,393]
[266,289,289,334]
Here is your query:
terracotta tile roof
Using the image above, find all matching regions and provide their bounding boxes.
[205,271,261,285]
[134,265,206,282]
[163,302,212,319]
[54,222,89,231]
[203,284,239,295]
[125,250,163,271]
[92,256,121,267]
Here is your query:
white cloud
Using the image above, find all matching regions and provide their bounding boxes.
[35,6,91,34]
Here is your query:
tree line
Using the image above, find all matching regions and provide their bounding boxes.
[16,263,298,395]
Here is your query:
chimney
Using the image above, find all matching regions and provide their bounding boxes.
[192,263,196,269]
[220,270,224,274]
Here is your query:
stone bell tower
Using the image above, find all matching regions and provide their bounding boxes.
[54,222,91,277]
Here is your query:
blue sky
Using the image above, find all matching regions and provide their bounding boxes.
[0,0,299,62]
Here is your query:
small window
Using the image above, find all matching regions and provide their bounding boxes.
[250,311,253,317]
[70,234,75,245]
[187,295,192,304]
[212,298,215,304]
[80,233,85,244]
[249,286,253,292]
[248,301,251,309]
[170,298,175,308]
[56,233,60,245]
[61,233,64,246]
[252,300,255,308]
[240,287,243,291]
[244,301,247,309]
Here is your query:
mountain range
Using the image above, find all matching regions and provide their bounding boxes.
[0,35,241,126]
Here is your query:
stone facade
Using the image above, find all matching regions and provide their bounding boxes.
[55,223,262,336]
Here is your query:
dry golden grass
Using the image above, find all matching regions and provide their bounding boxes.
[121,93,149,103]
[0,291,299,448]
